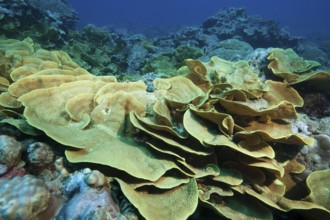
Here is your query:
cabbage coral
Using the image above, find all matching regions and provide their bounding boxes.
[268,48,330,94]
[0,38,330,220]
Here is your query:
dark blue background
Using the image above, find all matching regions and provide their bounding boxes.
[68,0,330,38]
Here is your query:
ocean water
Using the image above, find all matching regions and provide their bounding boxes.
[69,0,330,39]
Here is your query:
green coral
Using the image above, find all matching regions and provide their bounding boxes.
[142,54,177,75]
[63,25,127,76]
[174,45,204,66]
[142,45,203,75]
[268,48,330,93]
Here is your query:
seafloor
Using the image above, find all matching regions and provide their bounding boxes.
[0,1,329,220]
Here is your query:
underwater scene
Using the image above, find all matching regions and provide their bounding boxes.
[0,0,330,219]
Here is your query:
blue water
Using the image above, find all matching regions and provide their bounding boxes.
[68,0,330,39]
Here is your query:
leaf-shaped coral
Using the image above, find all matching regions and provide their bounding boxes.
[268,48,330,93]
[305,170,330,210]
[19,80,184,181]
[118,178,198,220]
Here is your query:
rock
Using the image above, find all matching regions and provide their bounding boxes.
[56,168,121,219]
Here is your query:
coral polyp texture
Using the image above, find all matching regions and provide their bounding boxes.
[0,175,51,219]
[1,38,330,220]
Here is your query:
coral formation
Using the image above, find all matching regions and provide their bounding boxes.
[0,135,22,176]
[26,142,55,169]
[156,8,301,50]
[201,8,300,48]
[56,168,121,219]
[202,38,253,62]
[0,0,78,48]
[25,7,304,79]
[246,48,272,76]
[0,175,51,220]
[299,42,329,66]
[268,48,330,93]
[1,38,329,220]
[63,26,154,76]
[304,170,330,210]
[303,134,330,173]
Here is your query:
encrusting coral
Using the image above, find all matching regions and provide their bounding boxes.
[0,175,51,219]
[1,38,330,220]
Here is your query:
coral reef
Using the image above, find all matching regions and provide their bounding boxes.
[62,25,128,76]
[156,8,301,50]
[202,38,253,62]
[0,0,78,48]
[1,3,325,84]
[201,8,301,48]
[41,8,306,78]
[299,41,330,67]
[1,38,329,219]
[63,26,172,77]
[0,2,328,218]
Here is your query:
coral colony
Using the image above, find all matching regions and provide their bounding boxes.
[0,1,330,220]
